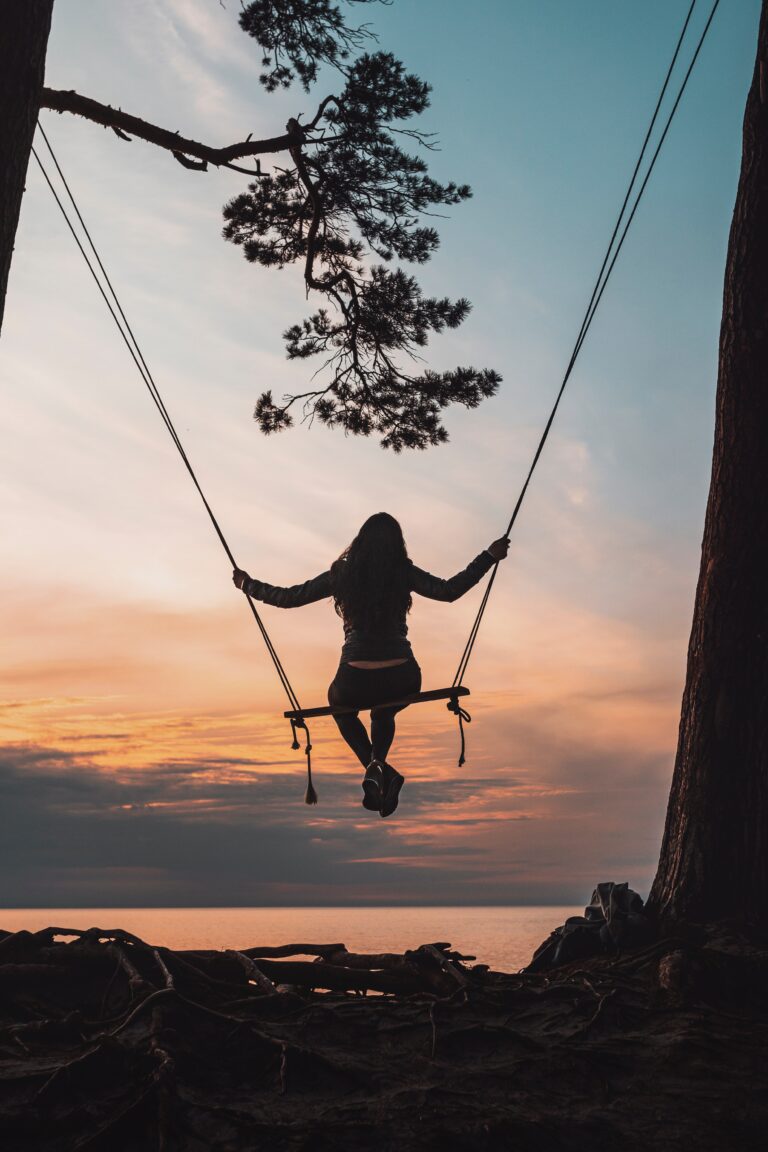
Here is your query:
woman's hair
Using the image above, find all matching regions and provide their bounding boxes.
[331,512,412,632]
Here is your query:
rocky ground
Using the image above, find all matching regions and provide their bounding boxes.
[1,924,766,1151]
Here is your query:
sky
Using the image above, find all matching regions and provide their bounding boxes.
[0,0,761,908]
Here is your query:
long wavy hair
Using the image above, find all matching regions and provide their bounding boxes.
[331,513,412,632]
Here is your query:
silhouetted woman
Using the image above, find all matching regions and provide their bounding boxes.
[233,513,509,817]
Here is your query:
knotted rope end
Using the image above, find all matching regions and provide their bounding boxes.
[289,715,317,804]
[447,694,471,770]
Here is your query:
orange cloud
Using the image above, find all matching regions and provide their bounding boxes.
[0,556,684,905]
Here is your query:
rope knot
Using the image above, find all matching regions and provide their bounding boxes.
[446,695,471,768]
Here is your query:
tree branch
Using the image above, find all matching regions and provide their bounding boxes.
[40,86,298,169]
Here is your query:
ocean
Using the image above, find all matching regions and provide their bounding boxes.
[0,906,577,973]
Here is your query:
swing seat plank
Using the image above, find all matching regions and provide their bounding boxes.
[284,686,470,721]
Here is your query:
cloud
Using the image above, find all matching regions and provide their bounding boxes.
[0,667,673,910]
[0,742,501,906]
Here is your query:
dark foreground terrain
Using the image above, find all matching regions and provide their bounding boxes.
[1,924,766,1151]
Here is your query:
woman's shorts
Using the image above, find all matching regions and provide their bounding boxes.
[327,656,422,711]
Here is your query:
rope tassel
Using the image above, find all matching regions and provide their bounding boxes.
[290,718,317,804]
[447,696,471,768]
[304,751,317,806]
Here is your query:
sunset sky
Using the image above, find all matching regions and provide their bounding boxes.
[1,0,761,908]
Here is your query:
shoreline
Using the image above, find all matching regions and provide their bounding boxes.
[2,923,766,1150]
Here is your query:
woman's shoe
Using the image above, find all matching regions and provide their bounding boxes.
[362,760,384,811]
[380,763,404,818]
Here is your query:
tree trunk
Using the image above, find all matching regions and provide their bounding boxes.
[649,0,768,929]
[0,0,55,336]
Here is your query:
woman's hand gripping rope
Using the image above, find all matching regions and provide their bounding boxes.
[232,567,250,591]
[486,536,510,562]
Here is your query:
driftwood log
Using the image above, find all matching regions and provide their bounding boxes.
[1,924,767,1150]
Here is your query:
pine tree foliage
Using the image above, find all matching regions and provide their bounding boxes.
[225,1,501,450]
[240,0,380,92]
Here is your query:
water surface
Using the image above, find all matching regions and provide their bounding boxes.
[0,906,576,972]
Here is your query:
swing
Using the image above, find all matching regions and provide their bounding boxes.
[284,687,473,797]
[31,0,713,803]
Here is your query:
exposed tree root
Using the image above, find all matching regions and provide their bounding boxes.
[1,924,766,1150]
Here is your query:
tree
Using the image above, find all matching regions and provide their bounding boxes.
[0,0,54,333]
[648,0,768,931]
[0,0,499,450]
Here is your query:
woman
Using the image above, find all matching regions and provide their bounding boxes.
[233,513,509,817]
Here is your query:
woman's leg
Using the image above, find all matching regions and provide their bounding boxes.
[328,668,372,768]
[370,659,422,762]
[332,712,372,768]
[370,707,401,763]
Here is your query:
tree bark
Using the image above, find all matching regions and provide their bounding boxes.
[649,0,768,929]
[0,0,54,336]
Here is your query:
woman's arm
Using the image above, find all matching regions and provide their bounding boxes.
[409,537,509,603]
[233,568,332,608]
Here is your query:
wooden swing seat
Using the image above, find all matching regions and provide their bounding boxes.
[283,685,470,721]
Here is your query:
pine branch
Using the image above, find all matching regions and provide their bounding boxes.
[40,87,295,172]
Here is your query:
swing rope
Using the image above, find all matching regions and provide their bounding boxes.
[32,0,719,788]
[32,127,317,804]
[451,0,720,695]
